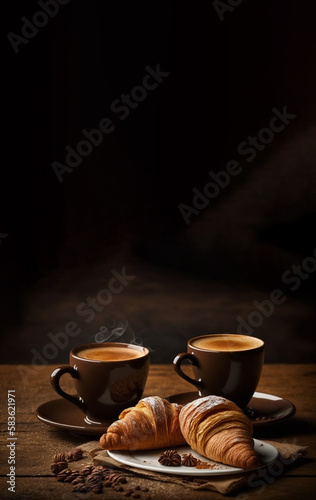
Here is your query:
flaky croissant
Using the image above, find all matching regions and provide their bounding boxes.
[100,396,186,450]
[179,396,259,469]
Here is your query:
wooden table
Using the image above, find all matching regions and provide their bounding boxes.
[0,364,315,499]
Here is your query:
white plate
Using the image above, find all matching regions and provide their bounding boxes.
[107,439,278,476]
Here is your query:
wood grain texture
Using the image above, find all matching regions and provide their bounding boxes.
[0,364,315,499]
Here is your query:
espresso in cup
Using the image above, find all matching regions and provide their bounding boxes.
[77,345,144,361]
[173,334,264,408]
[51,342,150,423]
[192,334,262,352]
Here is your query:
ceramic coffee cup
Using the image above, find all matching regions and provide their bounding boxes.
[51,342,150,424]
[173,334,264,408]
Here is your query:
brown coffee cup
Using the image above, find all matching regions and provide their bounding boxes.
[51,342,150,423]
[173,334,264,408]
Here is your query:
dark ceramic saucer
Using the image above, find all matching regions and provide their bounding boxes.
[36,399,113,436]
[37,391,296,435]
[166,391,296,427]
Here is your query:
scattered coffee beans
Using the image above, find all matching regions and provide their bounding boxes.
[65,447,83,462]
[51,449,152,496]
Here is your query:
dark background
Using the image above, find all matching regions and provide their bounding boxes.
[1,0,316,366]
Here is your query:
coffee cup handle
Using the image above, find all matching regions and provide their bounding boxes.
[50,366,86,412]
[173,353,203,391]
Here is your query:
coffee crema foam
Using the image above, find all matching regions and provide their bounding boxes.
[192,335,263,352]
[77,346,144,361]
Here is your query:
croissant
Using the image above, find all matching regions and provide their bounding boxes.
[179,396,259,469]
[99,396,186,450]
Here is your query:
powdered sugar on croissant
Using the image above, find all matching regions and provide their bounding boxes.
[100,396,186,450]
[179,395,259,470]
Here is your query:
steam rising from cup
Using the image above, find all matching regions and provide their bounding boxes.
[95,326,126,343]
[94,313,147,348]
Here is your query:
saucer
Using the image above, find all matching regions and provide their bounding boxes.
[37,391,296,435]
[166,391,296,427]
[36,399,113,436]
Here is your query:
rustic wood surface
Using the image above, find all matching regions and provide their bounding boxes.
[0,364,315,499]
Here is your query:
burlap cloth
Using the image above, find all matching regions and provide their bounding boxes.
[80,440,308,495]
